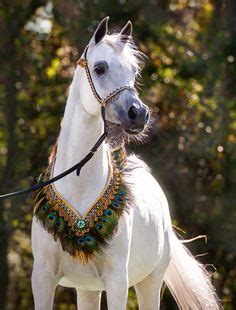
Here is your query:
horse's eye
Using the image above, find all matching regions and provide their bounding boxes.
[94,61,108,76]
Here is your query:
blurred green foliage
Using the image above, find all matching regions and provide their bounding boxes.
[0,0,235,309]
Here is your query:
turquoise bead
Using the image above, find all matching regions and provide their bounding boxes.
[77,220,87,230]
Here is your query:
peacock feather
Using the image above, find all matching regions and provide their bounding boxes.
[34,146,129,264]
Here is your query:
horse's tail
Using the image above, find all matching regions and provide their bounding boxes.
[164,230,221,309]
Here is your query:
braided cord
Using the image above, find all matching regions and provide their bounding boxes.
[104,86,135,104]
[78,44,136,107]
[84,64,103,104]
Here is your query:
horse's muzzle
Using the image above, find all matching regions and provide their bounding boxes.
[122,100,149,134]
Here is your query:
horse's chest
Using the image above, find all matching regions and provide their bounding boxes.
[34,148,129,264]
[59,210,164,290]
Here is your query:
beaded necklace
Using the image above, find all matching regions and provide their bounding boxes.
[34,147,128,263]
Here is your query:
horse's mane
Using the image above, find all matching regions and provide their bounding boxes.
[49,139,58,164]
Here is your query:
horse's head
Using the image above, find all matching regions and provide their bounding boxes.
[77,17,150,136]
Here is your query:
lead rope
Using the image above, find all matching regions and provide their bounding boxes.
[0,45,135,199]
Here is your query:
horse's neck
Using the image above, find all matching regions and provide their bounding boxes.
[53,76,109,217]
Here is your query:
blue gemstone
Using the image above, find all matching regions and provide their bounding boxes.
[77,220,87,229]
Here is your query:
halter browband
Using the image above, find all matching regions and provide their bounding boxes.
[0,44,135,199]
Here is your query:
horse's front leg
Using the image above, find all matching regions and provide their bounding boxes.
[102,213,133,310]
[31,219,61,310]
[32,258,60,310]
[103,264,129,310]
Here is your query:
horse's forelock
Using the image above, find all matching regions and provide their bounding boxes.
[102,34,144,74]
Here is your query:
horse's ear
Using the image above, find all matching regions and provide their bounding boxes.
[120,21,132,41]
[91,16,109,45]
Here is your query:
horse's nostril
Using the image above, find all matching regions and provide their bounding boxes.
[128,106,138,120]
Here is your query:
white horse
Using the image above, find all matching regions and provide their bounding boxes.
[31,17,220,310]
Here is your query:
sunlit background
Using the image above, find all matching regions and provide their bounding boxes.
[0,0,235,309]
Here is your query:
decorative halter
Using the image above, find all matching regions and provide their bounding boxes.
[75,44,135,174]
[0,44,136,199]
[77,45,135,108]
